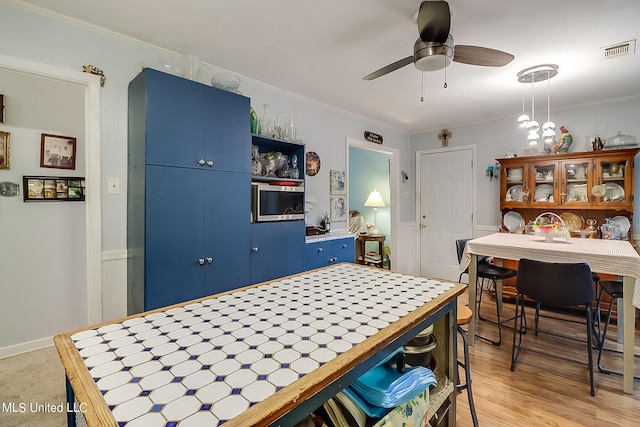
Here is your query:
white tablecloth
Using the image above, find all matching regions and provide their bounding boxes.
[460,233,640,308]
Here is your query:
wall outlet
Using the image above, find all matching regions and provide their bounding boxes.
[108,177,120,194]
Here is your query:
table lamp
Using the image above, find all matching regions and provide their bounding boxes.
[364,189,385,231]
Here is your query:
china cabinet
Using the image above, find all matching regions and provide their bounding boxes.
[498,148,640,225]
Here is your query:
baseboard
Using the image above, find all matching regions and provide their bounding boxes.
[0,337,53,360]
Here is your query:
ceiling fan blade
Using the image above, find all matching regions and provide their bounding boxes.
[363,56,414,80]
[417,0,451,43]
[453,45,514,67]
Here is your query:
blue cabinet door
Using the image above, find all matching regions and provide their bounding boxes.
[204,170,251,295]
[250,221,305,284]
[205,88,250,174]
[144,69,206,169]
[145,165,206,310]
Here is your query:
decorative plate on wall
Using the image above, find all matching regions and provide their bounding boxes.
[306,151,321,176]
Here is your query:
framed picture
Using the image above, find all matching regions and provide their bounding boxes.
[0,130,9,169]
[40,133,77,170]
[330,195,347,221]
[23,176,85,202]
[330,170,346,195]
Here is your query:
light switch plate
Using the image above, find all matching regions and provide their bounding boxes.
[107,177,120,194]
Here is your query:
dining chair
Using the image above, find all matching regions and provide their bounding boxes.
[455,238,517,346]
[595,280,640,379]
[510,258,596,396]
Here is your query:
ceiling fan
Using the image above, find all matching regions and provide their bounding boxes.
[363,0,514,80]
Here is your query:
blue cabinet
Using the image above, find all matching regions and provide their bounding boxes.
[250,221,306,284]
[128,69,251,313]
[305,236,355,270]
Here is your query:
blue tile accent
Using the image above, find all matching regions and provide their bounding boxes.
[215,376,225,381]
[151,404,163,412]
[257,375,267,381]
[140,390,151,396]
[172,377,183,383]
[186,389,197,396]
[231,388,241,395]
[200,403,212,411]
[131,377,141,383]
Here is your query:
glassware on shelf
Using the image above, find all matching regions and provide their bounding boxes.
[290,155,300,179]
[259,103,272,136]
[251,145,263,176]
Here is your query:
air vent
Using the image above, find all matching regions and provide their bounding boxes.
[603,40,636,58]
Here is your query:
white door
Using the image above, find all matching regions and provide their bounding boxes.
[417,147,474,281]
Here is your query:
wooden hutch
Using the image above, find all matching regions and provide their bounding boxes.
[496,147,640,312]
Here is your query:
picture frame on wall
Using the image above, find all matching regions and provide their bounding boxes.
[330,195,347,221]
[330,170,346,195]
[0,130,9,169]
[23,176,85,201]
[40,133,77,170]
[0,94,5,123]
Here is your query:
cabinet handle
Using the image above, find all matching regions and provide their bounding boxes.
[251,247,259,253]
[206,257,213,264]
[198,258,205,265]
[318,247,323,253]
[342,244,347,248]
[198,159,205,165]
[207,160,214,167]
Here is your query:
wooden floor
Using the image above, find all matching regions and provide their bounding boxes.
[455,289,640,427]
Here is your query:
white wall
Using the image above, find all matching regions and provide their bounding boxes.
[0,2,412,331]
[410,97,640,233]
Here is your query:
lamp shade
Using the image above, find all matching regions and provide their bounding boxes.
[364,190,385,207]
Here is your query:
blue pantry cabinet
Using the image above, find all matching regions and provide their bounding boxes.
[128,68,251,313]
[250,221,306,284]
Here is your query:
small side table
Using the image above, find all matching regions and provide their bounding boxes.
[357,234,387,269]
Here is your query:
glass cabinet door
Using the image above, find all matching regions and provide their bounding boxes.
[594,157,631,208]
[502,164,529,206]
[559,160,592,206]
[531,161,557,206]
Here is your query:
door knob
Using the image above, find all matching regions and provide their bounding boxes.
[420,223,427,229]
[206,257,213,264]
[251,247,259,253]
[207,160,214,167]
[198,258,205,265]
[198,159,205,165]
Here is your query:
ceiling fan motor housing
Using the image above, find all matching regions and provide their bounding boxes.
[414,35,454,71]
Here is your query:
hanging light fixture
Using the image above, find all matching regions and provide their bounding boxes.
[516,64,559,146]
[517,82,530,128]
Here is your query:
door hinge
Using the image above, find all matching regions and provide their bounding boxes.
[471,213,473,221]
[631,195,634,201]
[631,161,635,168]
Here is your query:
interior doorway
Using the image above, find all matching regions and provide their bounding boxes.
[416,145,476,281]
[0,54,101,358]
[346,137,399,267]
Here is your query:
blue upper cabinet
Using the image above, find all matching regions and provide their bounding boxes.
[142,68,250,173]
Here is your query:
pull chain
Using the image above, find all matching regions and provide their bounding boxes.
[443,54,448,89]
[420,73,424,102]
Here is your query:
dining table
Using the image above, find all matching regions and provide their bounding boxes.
[459,232,640,394]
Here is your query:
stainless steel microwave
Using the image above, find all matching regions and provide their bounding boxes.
[251,183,305,222]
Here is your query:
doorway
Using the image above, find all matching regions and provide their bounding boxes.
[0,54,101,357]
[416,145,476,281]
[346,137,399,267]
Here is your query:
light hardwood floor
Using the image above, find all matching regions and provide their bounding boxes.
[0,289,638,426]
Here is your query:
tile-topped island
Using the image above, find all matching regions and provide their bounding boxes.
[55,263,465,426]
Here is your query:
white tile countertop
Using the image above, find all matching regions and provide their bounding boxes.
[55,263,464,427]
[305,231,355,243]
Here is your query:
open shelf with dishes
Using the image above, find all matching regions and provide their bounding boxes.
[251,134,305,184]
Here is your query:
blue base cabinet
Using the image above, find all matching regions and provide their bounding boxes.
[128,68,251,313]
[305,236,355,270]
[250,221,306,284]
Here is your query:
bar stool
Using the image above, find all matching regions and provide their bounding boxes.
[457,303,479,427]
[596,280,640,378]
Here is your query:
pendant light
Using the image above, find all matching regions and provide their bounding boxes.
[517,64,558,146]
[517,83,530,128]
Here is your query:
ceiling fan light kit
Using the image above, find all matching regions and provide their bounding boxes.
[363,1,514,81]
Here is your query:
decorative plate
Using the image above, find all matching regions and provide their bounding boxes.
[566,183,588,202]
[559,212,583,232]
[603,182,625,202]
[506,185,524,202]
[534,184,554,202]
[305,151,321,176]
[504,211,524,232]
